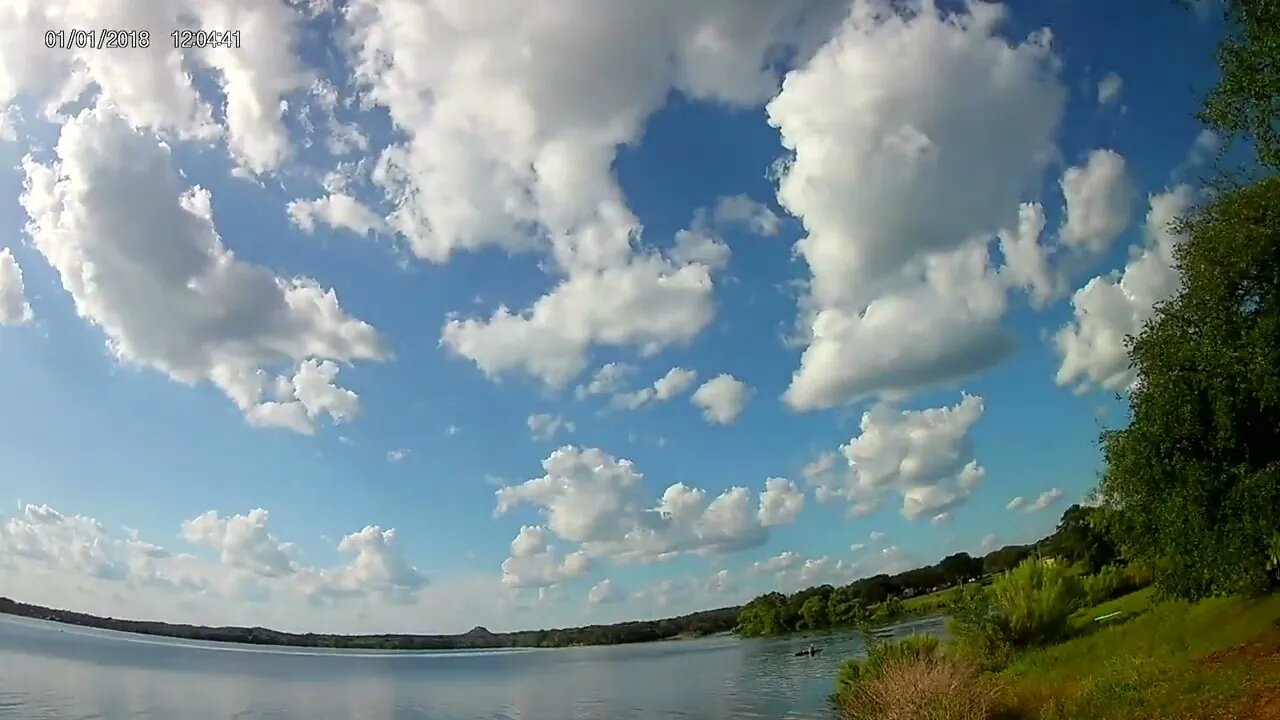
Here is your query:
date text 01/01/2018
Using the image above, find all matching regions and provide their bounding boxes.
[42,30,241,50]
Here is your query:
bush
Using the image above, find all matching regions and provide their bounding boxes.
[949,558,1083,667]
[833,635,995,720]
[835,634,940,697]
[1082,564,1155,606]
[991,558,1083,646]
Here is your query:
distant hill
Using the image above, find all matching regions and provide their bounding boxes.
[0,596,741,650]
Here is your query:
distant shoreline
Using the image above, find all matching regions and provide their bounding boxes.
[0,596,741,650]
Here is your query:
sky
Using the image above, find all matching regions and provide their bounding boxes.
[0,0,1228,634]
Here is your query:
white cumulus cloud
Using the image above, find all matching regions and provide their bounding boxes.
[770,0,1065,410]
[691,374,752,425]
[809,394,987,520]
[19,109,386,434]
[1059,149,1136,254]
[1055,185,1195,392]
[0,249,33,325]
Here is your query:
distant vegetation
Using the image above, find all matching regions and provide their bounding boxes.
[831,2,1280,717]
[736,503,1112,638]
[0,597,739,650]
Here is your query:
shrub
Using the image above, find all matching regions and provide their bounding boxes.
[833,635,995,720]
[949,558,1083,667]
[990,557,1083,646]
[835,634,940,697]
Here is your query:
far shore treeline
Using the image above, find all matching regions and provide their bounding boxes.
[0,515,1086,649]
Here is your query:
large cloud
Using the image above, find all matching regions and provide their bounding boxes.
[342,0,841,388]
[493,446,801,586]
[19,108,386,434]
[0,0,311,174]
[344,0,838,265]
[808,394,987,520]
[1054,185,1195,391]
[769,0,1066,410]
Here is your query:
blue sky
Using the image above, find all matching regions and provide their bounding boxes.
[0,0,1226,633]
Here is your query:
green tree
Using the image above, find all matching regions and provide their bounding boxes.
[1098,0,1280,600]
[1101,176,1280,598]
[827,586,870,627]
[798,594,830,630]
[937,552,984,585]
[1042,505,1119,572]
[1198,0,1280,170]
[737,592,786,636]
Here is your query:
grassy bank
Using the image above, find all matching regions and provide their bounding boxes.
[832,582,1280,720]
[996,589,1280,719]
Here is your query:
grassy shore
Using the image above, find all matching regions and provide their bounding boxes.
[994,589,1280,719]
[834,587,1280,720]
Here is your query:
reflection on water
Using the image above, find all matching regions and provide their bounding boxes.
[0,613,945,719]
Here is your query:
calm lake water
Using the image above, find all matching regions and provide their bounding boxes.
[0,614,945,719]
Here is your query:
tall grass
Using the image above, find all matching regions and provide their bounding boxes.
[833,635,996,720]
[1082,564,1152,606]
[949,558,1083,667]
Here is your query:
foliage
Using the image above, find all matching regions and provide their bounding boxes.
[1100,175,1280,600]
[799,594,830,630]
[981,544,1033,575]
[1039,505,1119,573]
[1198,0,1280,170]
[1080,565,1150,607]
[737,592,787,637]
[834,636,995,720]
[990,559,1083,647]
[834,634,942,698]
[1269,531,1280,575]
[949,559,1083,668]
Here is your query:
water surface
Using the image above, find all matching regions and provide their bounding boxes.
[0,614,943,719]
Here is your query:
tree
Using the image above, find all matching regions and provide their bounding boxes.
[937,552,984,585]
[983,545,1033,575]
[737,593,786,637]
[1198,1,1280,170]
[1042,505,1119,573]
[1101,176,1280,598]
[798,595,830,630]
[1098,0,1280,600]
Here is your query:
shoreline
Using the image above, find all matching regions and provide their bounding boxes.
[0,596,741,651]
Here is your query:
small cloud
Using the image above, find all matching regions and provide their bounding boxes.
[527,414,574,441]
[1026,488,1064,513]
[980,534,999,553]
[1097,71,1123,106]
[930,512,952,526]
[445,425,461,436]
[869,531,887,544]
[588,579,620,604]
[850,542,866,552]
[1005,496,1026,512]
[387,449,409,463]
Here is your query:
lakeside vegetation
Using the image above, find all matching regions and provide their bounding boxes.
[0,596,739,650]
[829,2,1280,717]
[736,503,1109,637]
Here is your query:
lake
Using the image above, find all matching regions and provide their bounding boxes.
[0,614,944,719]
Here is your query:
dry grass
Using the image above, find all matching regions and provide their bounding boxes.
[836,653,1000,720]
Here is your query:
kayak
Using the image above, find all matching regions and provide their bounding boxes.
[794,648,823,657]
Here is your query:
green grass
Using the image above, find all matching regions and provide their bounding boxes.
[994,589,1280,719]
